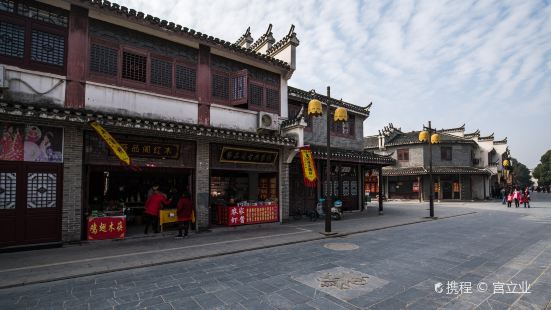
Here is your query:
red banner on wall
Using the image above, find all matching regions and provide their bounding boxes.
[87,216,126,240]
[226,204,279,226]
[299,146,318,187]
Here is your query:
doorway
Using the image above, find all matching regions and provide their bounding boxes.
[0,162,63,247]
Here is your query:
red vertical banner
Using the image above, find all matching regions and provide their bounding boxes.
[88,217,126,240]
[299,147,318,187]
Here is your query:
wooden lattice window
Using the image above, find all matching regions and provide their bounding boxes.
[0,0,16,13]
[331,111,355,137]
[150,58,172,88]
[397,149,409,161]
[0,172,16,210]
[230,69,247,105]
[249,83,263,107]
[122,51,147,83]
[212,73,229,100]
[17,2,68,27]
[175,64,196,92]
[30,29,65,66]
[26,173,57,209]
[0,21,24,58]
[441,146,452,161]
[90,43,118,76]
[265,88,279,110]
[0,1,67,74]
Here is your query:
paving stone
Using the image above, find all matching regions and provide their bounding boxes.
[138,285,181,299]
[161,287,205,302]
[169,296,202,310]
[114,296,164,310]
[192,292,226,309]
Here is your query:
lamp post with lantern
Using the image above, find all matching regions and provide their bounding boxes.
[307,86,348,234]
[418,121,440,218]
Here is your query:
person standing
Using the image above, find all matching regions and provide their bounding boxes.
[500,187,506,205]
[524,186,531,208]
[513,188,521,208]
[507,192,513,208]
[176,191,195,238]
[144,185,170,234]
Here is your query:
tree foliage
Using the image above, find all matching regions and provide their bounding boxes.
[511,158,532,187]
[533,150,551,186]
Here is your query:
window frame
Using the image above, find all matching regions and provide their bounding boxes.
[0,2,68,75]
[88,37,120,85]
[87,37,198,100]
[330,109,355,138]
[397,148,409,161]
[441,146,453,161]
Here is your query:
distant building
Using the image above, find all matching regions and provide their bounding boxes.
[364,124,509,201]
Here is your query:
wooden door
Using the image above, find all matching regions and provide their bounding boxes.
[0,162,62,247]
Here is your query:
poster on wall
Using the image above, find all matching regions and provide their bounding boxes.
[0,123,63,163]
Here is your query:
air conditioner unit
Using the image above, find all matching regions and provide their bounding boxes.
[258,111,279,132]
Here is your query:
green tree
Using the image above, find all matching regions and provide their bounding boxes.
[511,158,532,187]
[533,150,551,186]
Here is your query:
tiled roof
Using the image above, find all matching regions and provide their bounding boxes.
[0,101,296,146]
[250,24,275,52]
[266,25,299,56]
[234,26,253,47]
[478,133,494,141]
[365,131,476,149]
[494,137,507,145]
[364,136,379,149]
[288,86,371,116]
[437,124,465,133]
[464,130,480,138]
[81,1,292,70]
[382,166,491,176]
[310,146,395,165]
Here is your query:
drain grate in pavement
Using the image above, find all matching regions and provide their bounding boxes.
[293,267,388,301]
[324,242,359,251]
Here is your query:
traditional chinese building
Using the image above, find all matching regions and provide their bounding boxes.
[286,87,394,214]
[0,0,301,248]
[364,123,508,201]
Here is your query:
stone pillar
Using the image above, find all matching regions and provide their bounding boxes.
[195,141,210,229]
[279,148,290,222]
[62,126,83,242]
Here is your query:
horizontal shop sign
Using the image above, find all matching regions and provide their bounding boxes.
[116,140,180,160]
[219,146,278,165]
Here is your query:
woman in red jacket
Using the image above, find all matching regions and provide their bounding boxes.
[176,190,195,238]
[144,185,170,234]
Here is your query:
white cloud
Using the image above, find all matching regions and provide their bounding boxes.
[114,0,551,168]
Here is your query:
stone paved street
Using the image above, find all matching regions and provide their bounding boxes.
[1,193,550,309]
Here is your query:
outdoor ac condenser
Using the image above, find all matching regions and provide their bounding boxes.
[257,111,280,132]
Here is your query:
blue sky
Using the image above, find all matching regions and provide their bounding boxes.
[118,0,551,169]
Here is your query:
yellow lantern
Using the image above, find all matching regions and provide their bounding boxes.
[307,99,323,117]
[418,131,429,142]
[503,159,510,167]
[334,107,348,122]
[431,133,441,144]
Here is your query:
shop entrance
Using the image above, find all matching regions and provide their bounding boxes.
[210,170,278,226]
[84,165,193,238]
[0,162,62,247]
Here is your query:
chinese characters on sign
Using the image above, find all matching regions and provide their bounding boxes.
[434,281,531,295]
[299,146,318,187]
[87,216,126,240]
[118,140,180,160]
[226,204,279,226]
[220,147,278,165]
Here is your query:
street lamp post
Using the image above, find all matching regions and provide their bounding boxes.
[418,121,440,218]
[308,87,348,234]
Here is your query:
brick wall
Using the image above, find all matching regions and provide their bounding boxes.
[195,141,210,229]
[304,107,365,151]
[279,149,290,221]
[62,125,83,242]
